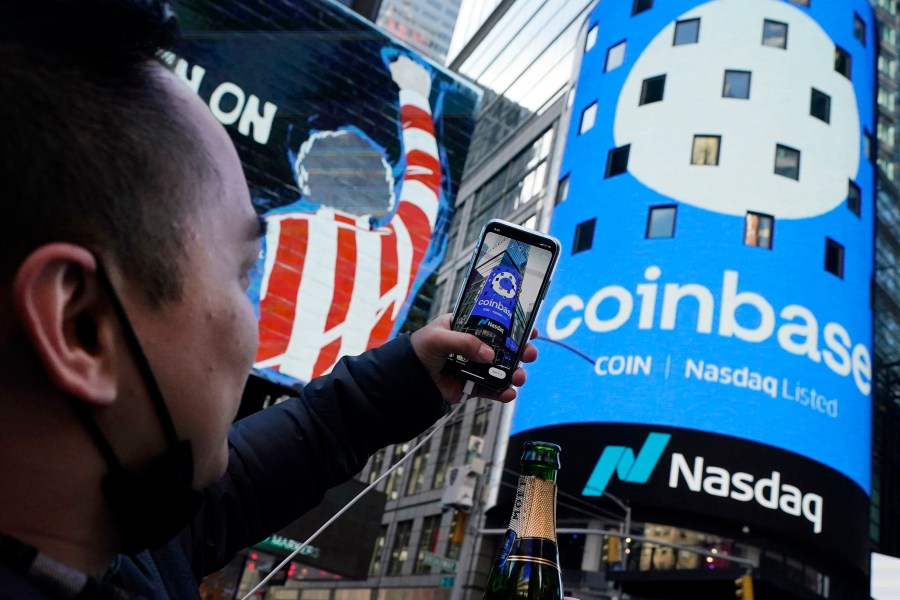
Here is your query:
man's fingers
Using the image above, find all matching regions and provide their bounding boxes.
[520,343,538,364]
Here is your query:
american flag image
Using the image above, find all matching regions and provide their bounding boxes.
[253,56,441,383]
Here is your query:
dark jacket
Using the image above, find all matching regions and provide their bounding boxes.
[0,334,446,599]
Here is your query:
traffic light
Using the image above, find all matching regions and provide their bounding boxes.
[734,574,754,600]
[603,536,621,564]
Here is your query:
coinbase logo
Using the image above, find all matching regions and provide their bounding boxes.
[582,433,672,496]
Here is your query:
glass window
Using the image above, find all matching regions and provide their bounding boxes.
[580,101,597,134]
[606,41,626,72]
[810,88,831,123]
[673,18,700,45]
[788,0,810,6]
[368,449,386,484]
[691,135,721,165]
[431,418,461,489]
[369,525,387,576]
[386,520,413,575]
[646,206,676,239]
[413,515,442,574]
[835,46,851,78]
[606,145,630,177]
[632,0,653,16]
[762,19,788,49]
[879,55,897,78]
[384,443,408,500]
[573,219,596,254]
[556,174,570,205]
[585,24,598,53]
[405,434,432,496]
[865,130,875,161]
[744,212,774,249]
[854,13,866,45]
[723,70,751,99]
[775,144,800,180]
[848,181,861,216]
[880,23,897,46]
[878,120,895,149]
[825,238,844,278]
[640,75,666,105]
[878,0,896,15]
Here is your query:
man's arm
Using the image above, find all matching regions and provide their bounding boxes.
[184,333,445,579]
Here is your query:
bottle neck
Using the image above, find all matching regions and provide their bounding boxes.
[521,461,557,483]
[508,464,558,542]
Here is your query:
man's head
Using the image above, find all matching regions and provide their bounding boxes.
[0,0,262,494]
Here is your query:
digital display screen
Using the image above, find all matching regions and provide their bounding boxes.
[514,0,875,495]
[451,229,554,383]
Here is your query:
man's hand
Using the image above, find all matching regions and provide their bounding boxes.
[409,314,539,404]
[388,54,432,98]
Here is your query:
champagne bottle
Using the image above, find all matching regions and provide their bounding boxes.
[482,441,563,600]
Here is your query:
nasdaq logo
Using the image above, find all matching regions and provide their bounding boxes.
[582,433,671,496]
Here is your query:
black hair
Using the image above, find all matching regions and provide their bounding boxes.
[0,0,213,304]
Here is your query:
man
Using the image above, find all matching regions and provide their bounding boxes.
[0,1,536,598]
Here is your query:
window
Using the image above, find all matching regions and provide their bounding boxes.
[413,515,442,574]
[865,130,875,161]
[878,120,895,149]
[606,145,630,177]
[879,55,897,78]
[854,13,866,45]
[368,449,386,484]
[810,88,831,123]
[632,0,652,15]
[646,206,676,239]
[573,219,596,254]
[405,434,432,496]
[774,144,800,180]
[762,19,788,48]
[691,135,720,165]
[723,70,751,99]
[606,41,626,71]
[585,24,598,53]
[431,418,461,489]
[386,520,413,575]
[878,0,896,15]
[580,101,597,134]
[744,212,774,249]
[881,23,897,46]
[673,18,700,45]
[835,46,851,78]
[369,525,387,576]
[848,181,861,216]
[788,0,810,6]
[384,443,408,500]
[640,75,666,105]
[825,238,844,278]
[556,174,570,205]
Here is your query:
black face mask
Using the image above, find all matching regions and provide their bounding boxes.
[69,262,204,555]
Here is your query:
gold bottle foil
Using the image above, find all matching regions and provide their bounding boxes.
[507,475,557,541]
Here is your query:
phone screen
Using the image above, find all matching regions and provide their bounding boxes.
[448,223,558,388]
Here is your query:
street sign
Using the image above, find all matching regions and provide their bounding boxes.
[423,551,457,573]
[441,576,455,588]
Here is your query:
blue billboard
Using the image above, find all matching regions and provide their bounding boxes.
[470,266,521,330]
[514,0,875,531]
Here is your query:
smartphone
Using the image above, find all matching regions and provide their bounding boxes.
[445,219,560,391]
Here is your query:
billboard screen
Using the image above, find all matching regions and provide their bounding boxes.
[170,0,480,385]
[512,0,875,572]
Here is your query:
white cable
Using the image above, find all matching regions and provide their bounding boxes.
[240,384,474,600]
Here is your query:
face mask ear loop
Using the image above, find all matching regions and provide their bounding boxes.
[93,260,181,450]
[69,399,124,471]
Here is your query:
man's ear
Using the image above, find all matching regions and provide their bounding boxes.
[13,244,118,405]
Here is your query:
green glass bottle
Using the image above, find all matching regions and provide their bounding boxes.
[482,441,563,600]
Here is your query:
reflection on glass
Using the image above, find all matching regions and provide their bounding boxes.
[691,135,720,165]
[585,23,598,52]
[774,144,800,180]
[762,19,788,49]
[646,206,676,239]
[723,70,751,99]
[810,88,831,123]
[744,212,774,249]
[580,101,598,134]
[673,18,700,45]
[606,40,626,71]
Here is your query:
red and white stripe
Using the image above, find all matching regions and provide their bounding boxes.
[254,88,441,382]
